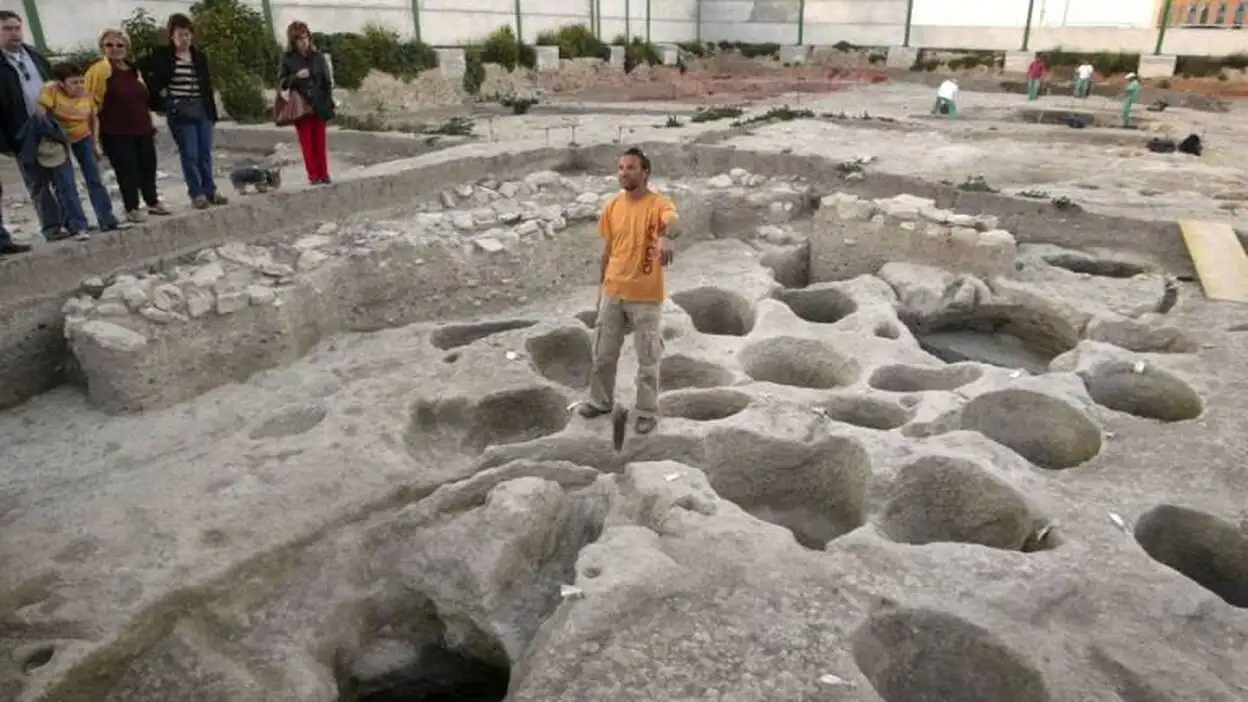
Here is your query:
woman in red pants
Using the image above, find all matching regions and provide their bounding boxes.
[278,21,333,185]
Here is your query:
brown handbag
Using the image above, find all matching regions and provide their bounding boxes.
[273,89,313,126]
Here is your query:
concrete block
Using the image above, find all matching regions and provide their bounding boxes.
[1137,54,1177,78]
[535,45,560,71]
[885,45,918,70]
[810,192,1016,282]
[1004,51,1035,74]
[608,45,626,70]
[659,44,680,66]
[436,48,466,80]
[779,45,811,65]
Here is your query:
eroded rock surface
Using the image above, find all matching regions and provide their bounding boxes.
[2,167,1245,702]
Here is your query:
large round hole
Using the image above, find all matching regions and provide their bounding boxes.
[909,306,1079,373]
[1080,362,1202,422]
[407,385,571,456]
[660,354,735,390]
[740,336,859,389]
[702,430,870,549]
[670,286,757,336]
[1133,504,1248,608]
[851,607,1052,702]
[773,286,857,324]
[868,363,983,393]
[526,326,593,390]
[880,455,1051,552]
[819,395,912,430]
[961,389,1102,470]
[21,644,55,674]
[430,319,538,350]
[658,388,751,421]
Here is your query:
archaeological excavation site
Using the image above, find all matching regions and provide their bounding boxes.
[2,77,1248,702]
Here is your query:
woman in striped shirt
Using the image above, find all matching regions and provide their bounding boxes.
[146,13,226,209]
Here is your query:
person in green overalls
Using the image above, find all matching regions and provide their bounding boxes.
[1122,73,1141,127]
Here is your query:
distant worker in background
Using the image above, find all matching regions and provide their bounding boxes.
[931,78,958,118]
[1122,73,1142,127]
[1026,54,1048,101]
[1074,61,1094,98]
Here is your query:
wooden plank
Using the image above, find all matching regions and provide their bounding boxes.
[1178,219,1248,302]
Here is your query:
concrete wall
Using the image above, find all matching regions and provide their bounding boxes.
[2,0,1246,57]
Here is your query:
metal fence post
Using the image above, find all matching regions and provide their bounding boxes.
[20,0,47,52]
[1021,0,1037,50]
[902,0,915,47]
[1155,0,1176,54]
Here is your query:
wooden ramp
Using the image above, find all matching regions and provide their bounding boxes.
[1178,219,1248,302]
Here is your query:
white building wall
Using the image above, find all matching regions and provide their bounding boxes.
[3,0,1246,60]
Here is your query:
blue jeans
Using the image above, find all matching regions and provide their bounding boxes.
[168,117,217,199]
[70,137,119,229]
[18,158,68,235]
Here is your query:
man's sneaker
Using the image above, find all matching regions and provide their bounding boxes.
[191,196,209,210]
[148,204,171,216]
[577,403,611,419]
[635,415,657,435]
[127,209,147,224]
[209,193,228,205]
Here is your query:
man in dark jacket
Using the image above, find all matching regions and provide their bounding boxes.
[0,127,29,256]
[0,10,62,242]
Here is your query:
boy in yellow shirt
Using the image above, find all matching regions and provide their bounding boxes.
[37,62,121,232]
[579,147,678,435]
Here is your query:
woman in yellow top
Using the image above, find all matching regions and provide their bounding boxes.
[37,62,122,232]
[84,28,169,223]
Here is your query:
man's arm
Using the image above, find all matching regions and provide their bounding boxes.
[597,200,613,282]
[657,196,680,266]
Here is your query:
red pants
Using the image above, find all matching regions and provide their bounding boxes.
[294,115,330,182]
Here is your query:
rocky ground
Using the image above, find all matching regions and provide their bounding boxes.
[2,75,1248,702]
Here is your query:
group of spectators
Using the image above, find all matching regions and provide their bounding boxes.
[0,11,336,258]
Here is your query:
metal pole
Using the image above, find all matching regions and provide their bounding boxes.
[411,0,422,43]
[625,0,630,41]
[797,0,806,44]
[902,0,915,47]
[1155,0,1176,54]
[514,0,523,42]
[19,0,46,52]
[695,0,702,42]
[1021,0,1037,50]
[260,0,276,41]
[646,0,651,43]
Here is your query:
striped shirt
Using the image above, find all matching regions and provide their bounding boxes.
[167,54,200,99]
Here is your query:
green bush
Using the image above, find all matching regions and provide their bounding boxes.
[356,23,402,75]
[188,0,282,88]
[535,24,609,60]
[220,74,269,123]
[121,8,162,69]
[624,37,660,73]
[1043,47,1138,76]
[327,33,372,89]
[463,47,486,93]
[395,39,438,76]
[676,41,709,57]
[55,46,101,70]
[480,25,536,71]
[1175,52,1248,77]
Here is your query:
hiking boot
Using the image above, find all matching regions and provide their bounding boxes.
[191,196,209,210]
[0,241,31,256]
[635,415,657,434]
[577,403,611,419]
[148,204,171,216]
[127,209,148,224]
[209,193,228,205]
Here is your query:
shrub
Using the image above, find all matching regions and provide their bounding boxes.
[121,8,162,69]
[1043,47,1138,76]
[220,74,269,123]
[463,47,486,93]
[188,0,282,87]
[480,25,536,71]
[356,23,403,75]
[624,37,660,73]
[676,41,708,57]
[536,24,609,60]
[327,32,372,89]
[56,46,101,70]
[396,39,438,77]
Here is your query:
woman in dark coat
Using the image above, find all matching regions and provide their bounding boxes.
[278,21,334,185]
[145,13,226,208]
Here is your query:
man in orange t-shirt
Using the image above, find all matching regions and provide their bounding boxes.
[578,147,678,434]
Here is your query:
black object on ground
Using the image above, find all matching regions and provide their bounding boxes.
[347,644,510,702]
[1064,115,1092,129]
[1178,133,1203,156]
[611,405,629,451]
[1147,138,1177,154]
[1146,99,1169,112]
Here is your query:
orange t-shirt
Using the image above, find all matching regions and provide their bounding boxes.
[599,189,677,303]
